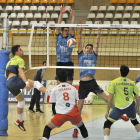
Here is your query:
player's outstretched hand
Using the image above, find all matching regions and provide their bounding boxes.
[69,8,75,16]
[26,84,31,91]
[60,4,67,13]
[105,112,109,119]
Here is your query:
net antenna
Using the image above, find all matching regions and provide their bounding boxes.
[28,23,140,71]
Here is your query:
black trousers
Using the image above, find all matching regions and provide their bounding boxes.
[29,88,41,111]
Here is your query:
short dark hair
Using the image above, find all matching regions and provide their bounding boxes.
[61,27,69,31]
[57,70,68,82]
[120,65,129,77]
[11,45,20,56]
[43,61,46,65]
[85,44,93,49]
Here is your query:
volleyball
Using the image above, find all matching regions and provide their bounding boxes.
[67,38,77,48]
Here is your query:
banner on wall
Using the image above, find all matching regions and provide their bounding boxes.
[44,80,112,105]
[8,80,47,103]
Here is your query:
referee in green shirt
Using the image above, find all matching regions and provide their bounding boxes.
[104,65,140,140]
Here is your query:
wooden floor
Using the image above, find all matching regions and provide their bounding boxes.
[0,103,107,140]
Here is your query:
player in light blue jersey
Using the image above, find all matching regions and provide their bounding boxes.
[135,75,140,84]
[72,20,129,138]
[55,5,75,85]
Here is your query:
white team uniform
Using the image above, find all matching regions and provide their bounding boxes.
[50,82,79,114]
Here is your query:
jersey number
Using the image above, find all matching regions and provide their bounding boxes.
[63,92,69,101]
[124,87,129,101]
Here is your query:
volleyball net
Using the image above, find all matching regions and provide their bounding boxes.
[28,23,140,71]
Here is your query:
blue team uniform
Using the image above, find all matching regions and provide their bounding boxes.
[78,51,104,99]
[78,51,97,79]
[135,75,140,83]
[56,33,74,62]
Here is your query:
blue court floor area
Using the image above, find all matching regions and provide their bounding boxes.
[50,116,140,140]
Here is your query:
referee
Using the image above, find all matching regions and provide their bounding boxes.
[28,61,46,113]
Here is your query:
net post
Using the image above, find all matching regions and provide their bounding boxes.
[47,23,50,67]
[28,25,35,69]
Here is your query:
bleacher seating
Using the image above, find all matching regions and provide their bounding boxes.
[22,6,29,11]
[127,0,134,3]
[47,6,53,11]
[13,6,21,11]
[123,13,131,18]
[96,13,104,18]
[125,6,133,11]
[38,6,45,11]
[15,0,23,3]
[107,6,115,11]
[114,13,122,18]
[0,0,6,3]
[12,21,20,26]
[5,6,13,11]
[7,0,14,3]
[134,6,140,11]
[58,0,65,4]
[26,13,33,18]
[9,13,16,18]
[49,0,56,4]
[62,13,68,18]
[0,13,8,18]
[17,13,25,18]
[30,6,37,11]
[116,6,124,11]
[132,13,139,18]
[112,21,120,24]
[66,0,74,4]
[24,0,31,3]
[51,13,58,18]
[85,21,93,24]
[43,13,50,18]
[105,13,113,18]
[34,13,42,18]
[118,0,126,3]
[110,0,117,3]
[21,21,29,26]
[90,6,98,11]
[104,21,111,24]
[54,6,60,11]
[0,6,3,11]
[32,0,39,3]
[87,13,95,19]
[136,0,140,3]
[130,21,138,25]
[98,6,106,11]
[121,21,129,24]
[30,21,37,26]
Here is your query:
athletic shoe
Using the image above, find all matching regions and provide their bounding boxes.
[36,110,44,113]
[28,109,35,113]
[14,120,26,131]
[120,115,129,121]
[72,128,78,138]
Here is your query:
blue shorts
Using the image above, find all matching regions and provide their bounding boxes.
[79,79,104,99]
[108,101,136,121]
[6,76,25,97]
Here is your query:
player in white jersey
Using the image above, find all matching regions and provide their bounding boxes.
[29,70,89,140]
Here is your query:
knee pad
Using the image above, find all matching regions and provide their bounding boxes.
[104,119,113,129]
[43,125,52,139]
[131,119,139,126]
[17,99,25,108]
[34,81,43,90]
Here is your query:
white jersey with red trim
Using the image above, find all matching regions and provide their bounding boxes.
[49,82,79,114]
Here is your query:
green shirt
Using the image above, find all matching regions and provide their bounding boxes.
[107,77,139,109]
[5,55,25,77]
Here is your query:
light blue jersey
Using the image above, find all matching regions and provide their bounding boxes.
[78,51,97,79]
[56,33,75,62]
[136,75,140,83]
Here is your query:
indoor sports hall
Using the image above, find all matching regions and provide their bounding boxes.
[1,0,140,140]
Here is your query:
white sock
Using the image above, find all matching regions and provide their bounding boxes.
[84,137,89,140]
[137,132,140,139]
[18,113,23,122]
[104,135,109,140]
[42,137,48,140]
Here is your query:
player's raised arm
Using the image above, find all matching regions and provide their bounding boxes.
[69,8,75,36]
[56,5,67,35]
[78,20,83,53]
[94,20,102,55]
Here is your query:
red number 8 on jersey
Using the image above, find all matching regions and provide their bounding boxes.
[63,92,69,101]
